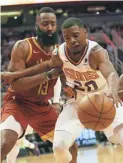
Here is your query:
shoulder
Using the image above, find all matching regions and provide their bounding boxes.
[88,40,104,52]
[89,42,109,62]
[14,39,29,51]
[12,39,30,59]
[89,42,109,69]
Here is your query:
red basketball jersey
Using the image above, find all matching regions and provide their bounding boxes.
[7,37,57,104]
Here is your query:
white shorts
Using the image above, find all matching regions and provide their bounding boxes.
[0,115,24,138]
[55,99,85,140]
[55,99,123,140]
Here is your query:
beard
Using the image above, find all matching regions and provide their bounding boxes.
[36,26,59,46]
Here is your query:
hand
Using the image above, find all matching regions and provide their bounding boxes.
[63,85,76,99]
[46,67,63,80]
[52,103,61,115]
[104,89,122,108]
[1,72,17,85]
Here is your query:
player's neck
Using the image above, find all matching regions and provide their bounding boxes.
[43,46,54,53]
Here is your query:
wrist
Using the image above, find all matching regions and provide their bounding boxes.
[13,71,21,79]
[45,71,53,80]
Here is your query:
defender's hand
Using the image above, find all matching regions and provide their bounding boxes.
[46,67,63,80]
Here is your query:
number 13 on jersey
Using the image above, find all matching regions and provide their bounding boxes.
[38,81,49,95]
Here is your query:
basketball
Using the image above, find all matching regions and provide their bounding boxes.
[77,93,116,131]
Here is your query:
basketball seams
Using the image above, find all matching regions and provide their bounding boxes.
[78,109,114,120]
[103,96,115,114]
[87,95,101,113]
[94,94,104,129]
[80,121,106,129]
[78,109,100,118]
[87,94,115,114]
[78,94,115,131]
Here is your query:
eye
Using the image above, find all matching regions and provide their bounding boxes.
[73,33,79,38]
[42,22,48,26]
[51,22,56,26]
[64,37,70,40]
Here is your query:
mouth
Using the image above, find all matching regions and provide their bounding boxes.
[48,33,53,37]
[71,45,80,50]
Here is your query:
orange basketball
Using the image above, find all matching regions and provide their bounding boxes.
[77,93,116,131]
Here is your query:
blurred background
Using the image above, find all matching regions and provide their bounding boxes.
[1,0,123,161]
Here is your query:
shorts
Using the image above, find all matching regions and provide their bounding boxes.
[0,98,58,141]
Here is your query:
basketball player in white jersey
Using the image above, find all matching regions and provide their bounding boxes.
[47,18,123,163]
[43,18,123,163]
[1,18,123,163]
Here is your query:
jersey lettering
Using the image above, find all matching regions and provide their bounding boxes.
[64,68,99,81]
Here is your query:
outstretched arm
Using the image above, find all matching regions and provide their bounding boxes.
[90,45,121,107]
[2,41,63,92]
[11,53,63,92]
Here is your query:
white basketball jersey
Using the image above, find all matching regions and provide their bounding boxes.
[58,40,107,99]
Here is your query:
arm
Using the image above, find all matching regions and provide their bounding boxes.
[5,40,49,91]
[90,45,120,106]
[60,73,76,99]
[11,67,63,92]
[7,45,63,91]
[11,48,62,78]
[2,47,63,83]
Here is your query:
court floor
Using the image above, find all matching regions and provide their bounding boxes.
[4,145,123,163]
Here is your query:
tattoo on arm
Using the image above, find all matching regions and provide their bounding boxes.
[91,44,103,52]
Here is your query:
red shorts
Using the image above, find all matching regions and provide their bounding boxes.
[1,98,58,141]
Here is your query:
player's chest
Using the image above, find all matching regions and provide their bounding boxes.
[26,52,51,67]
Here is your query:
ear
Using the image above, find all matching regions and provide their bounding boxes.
[36,15,40,26]
[83,28,88,38]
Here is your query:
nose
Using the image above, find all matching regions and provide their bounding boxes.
[70,37,76,45]
[47,24,53,31]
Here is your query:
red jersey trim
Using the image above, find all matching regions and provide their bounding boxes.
[65,41,89,66]
[25,38,33,63]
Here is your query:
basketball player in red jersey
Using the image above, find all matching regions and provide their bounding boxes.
[0,8,77,162]
[2,17,123,163]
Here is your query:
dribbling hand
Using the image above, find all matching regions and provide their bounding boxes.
[104,89,122,108]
